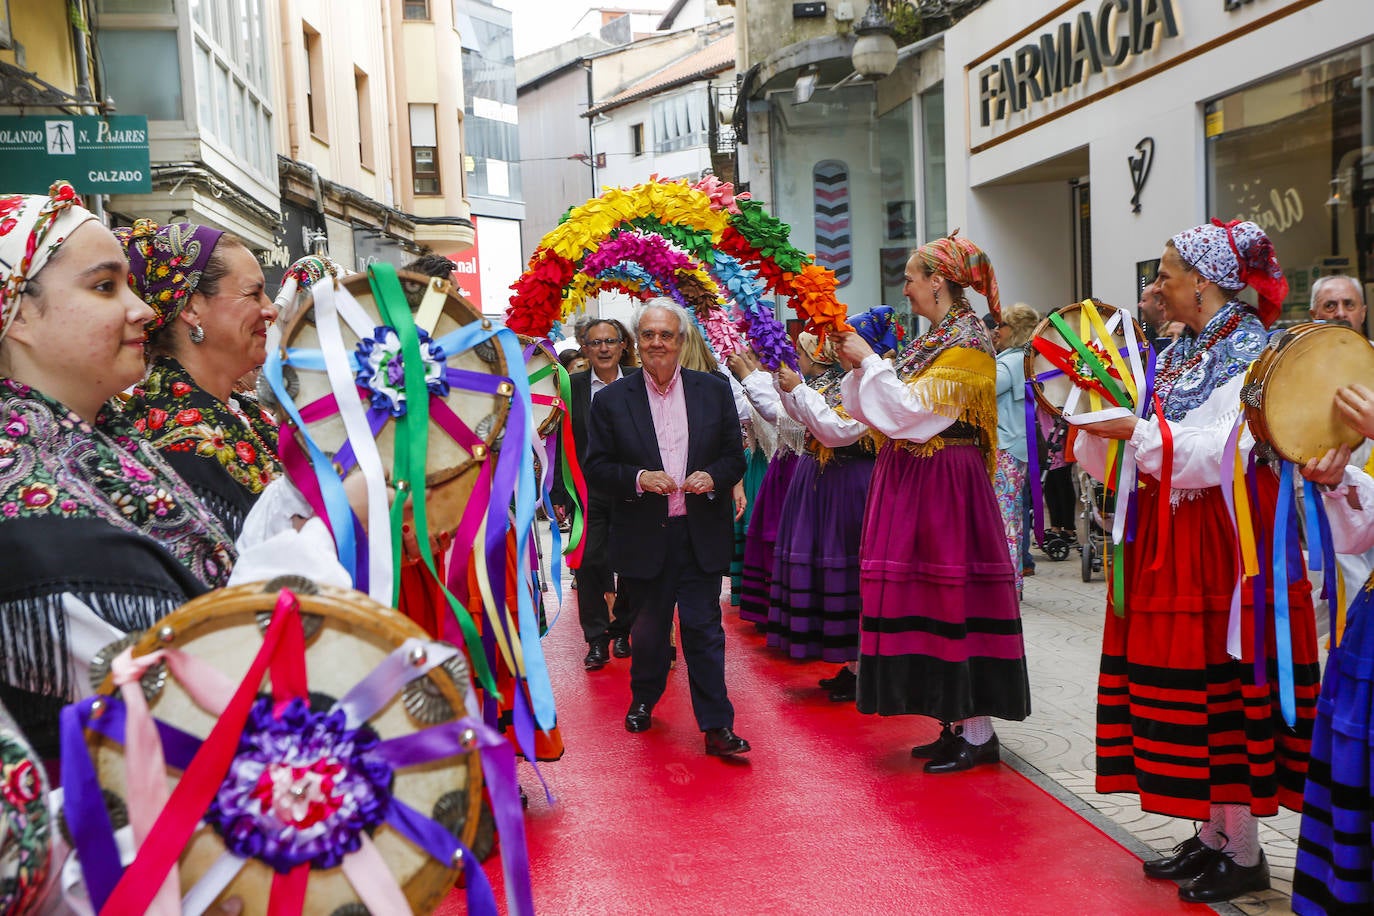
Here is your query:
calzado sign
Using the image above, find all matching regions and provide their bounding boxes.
[0,115,152,194]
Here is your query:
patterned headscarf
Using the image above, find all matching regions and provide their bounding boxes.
[115,218,225,333]
[0,181,98,341]
[1170,218,1288,328]
[914,232,1002,320]
[850,306,904,355]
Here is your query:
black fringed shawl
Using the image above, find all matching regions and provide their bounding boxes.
[0,379,234,758]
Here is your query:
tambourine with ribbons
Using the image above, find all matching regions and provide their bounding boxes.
[1026,299,1153,611]
[61,581,533,916]
[521,336,586,573]
[262,266,557,752]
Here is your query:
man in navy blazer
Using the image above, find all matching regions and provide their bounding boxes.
[584,301,751,756]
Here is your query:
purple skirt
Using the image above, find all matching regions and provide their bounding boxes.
[738,451,800,624]
[856,441,1030,722]
[767,453,873,661]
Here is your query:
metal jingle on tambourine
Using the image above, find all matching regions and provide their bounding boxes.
[1240,380,1264,409]
[88,631,168,701]
[472,339,499,365]
[431,788,475,843]
[254,610,325,642]
[402,651,471,725]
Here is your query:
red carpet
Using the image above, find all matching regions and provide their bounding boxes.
[440,592,1206,915]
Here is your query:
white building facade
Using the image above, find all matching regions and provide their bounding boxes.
[941,0,1374,327]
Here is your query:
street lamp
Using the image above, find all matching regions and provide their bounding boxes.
[852,2,899,80]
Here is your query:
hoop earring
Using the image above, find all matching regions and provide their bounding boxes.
[189,324,206,344]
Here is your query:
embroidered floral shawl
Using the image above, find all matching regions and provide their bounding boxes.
[803,365,882,464]
[1152,299,1267,422]
[124,356,281,537]
[890,302,1000,472]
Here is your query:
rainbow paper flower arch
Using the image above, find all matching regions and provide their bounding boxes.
[507,176,851,370]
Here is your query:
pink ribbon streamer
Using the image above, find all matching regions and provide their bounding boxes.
[340,834,413,915]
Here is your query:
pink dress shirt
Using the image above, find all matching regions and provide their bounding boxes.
[642,366,689,517]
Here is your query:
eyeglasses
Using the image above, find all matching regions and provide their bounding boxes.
[586,337,622,348]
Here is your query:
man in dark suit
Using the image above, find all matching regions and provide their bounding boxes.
[584,301,750,756]
[560,318,639,669]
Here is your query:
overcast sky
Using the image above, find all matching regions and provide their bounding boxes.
[497,0,671,58]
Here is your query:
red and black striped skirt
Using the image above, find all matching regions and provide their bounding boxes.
[1096,473,1320,820]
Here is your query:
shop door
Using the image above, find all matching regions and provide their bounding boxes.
[1071,179,1092,300]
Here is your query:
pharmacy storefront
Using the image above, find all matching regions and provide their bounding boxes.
[942,0,1373,331]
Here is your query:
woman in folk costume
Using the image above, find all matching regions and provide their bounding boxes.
[725,347,782,608]
[116,220,283,539]
[0,184,237,761]
[1286,389,1374,915]
[1075,220,1319,904]
[737,369,809,631]
[766,327,876,699]
[992,302,1040,597]
[836,235,1030,773]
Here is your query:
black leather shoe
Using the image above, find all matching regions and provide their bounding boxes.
[611,635,632,658]
[704,727,751,756]
[910,723,958,759]
[624,701,652,733]
[1143,835,1221,880]
[828,675,857,703]
[923,733,999,773]
[583,641,610,671]
[1179,852,1269,903]
[818,666,855,691]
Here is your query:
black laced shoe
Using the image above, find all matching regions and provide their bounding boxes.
[1142,834,1221,881]
[1179,851,1269,903]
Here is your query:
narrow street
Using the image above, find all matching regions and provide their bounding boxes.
[441,528,1312,915]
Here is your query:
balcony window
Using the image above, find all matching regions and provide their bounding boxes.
[101,30,183,121]
[404,0,430,20]
[304,25,328,141]
[356,69,375,171]
[410,104,440,195]
[632,123,645,157]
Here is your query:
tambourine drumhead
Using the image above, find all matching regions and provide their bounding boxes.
[86,582,482,915]
[278,270,509,534]
[1243,322,1374,465]
[1026,300,1147,421]
[520,336,566,438]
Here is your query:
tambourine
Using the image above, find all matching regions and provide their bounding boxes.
[520,335,566,438]
[1242,321,1374,464]
[69,579,484,915]
[265,269,511,535]
[1026,299,1148,423]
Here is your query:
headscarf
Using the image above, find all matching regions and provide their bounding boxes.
[115,218,225,333]
[1170,218,1288,328]
[914,232,1002,320]
[0,180,98,341]
[850,306,904,355]
[796,330,837,367]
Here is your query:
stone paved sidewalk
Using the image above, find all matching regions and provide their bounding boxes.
[1000,538,1324,916]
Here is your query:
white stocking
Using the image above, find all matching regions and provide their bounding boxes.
[1222,805,1261,867]
[956,716,995,746]
[1198,806,1226,850]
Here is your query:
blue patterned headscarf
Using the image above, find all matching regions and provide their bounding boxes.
[850,306,903,355]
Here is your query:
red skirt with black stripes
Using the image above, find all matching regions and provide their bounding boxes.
[1095,471,1320,820]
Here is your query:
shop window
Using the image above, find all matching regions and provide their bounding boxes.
[1206,41,1374,328]
[410,104,440,195]
[632,123,645,157]
[404,0,431,20]
[101,30,183,121]
[356,69,375,171]
[304,25,327,141]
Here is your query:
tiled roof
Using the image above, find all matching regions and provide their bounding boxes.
[587,36,735,116]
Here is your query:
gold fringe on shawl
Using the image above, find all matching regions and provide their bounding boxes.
[807,428,887,467]
[897,347,999,478]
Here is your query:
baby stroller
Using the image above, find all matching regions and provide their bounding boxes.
[1076,468,1115,583]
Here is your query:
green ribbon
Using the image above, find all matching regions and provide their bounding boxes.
[527,361,586,558]
[367,264,499,697]
[1045,311,1134,411]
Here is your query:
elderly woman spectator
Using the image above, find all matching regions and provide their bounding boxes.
[0,185,236,760]
[1076,221,1318,904]
[117,220,281,537]
[993,303,1040,596]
